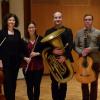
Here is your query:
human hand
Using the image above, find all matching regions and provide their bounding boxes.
[0,60,3,68]
[82,48,90,56]
[24,57,31,64]
[52,48,64,55]
[30,52,40,57]
[56,56,66,63]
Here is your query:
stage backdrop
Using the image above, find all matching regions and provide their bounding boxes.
[31,0,100,74]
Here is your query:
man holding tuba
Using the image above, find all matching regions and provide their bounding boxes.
[43,11,74,100]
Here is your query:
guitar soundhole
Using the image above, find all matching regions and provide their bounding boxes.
[80,65,90,77]
[82,62,88,67]
[82,57,88,68]
[80,74,90,77]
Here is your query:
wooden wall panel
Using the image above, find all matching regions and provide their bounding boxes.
[31,4,100,37]
[24,0,31,36]
[32,0,89,5]
[1,0,9,26]
[31,0,100,73]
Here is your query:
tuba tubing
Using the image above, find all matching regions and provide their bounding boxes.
[41,28,74,83]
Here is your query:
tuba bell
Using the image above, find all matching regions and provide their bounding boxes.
[41,28,74,83]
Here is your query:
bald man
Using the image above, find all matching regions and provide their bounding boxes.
[44,11,74,100]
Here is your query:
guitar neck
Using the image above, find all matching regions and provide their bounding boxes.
[83,56,88,67]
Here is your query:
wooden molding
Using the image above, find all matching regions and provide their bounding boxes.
[1,0,9,21]
[24,0,31,36]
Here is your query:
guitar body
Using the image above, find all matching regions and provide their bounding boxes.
[75,56,96,83]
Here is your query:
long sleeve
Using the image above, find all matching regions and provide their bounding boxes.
[19,38,28,60]
[62,28,74,62]
[74,32,83,54]
[64,28,73,53]
[0,30,7,59]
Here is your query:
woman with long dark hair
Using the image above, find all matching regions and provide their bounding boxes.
[22,21,44,100]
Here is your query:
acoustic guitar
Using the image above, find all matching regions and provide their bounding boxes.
[75,56,96,83]
[75,29,96,83]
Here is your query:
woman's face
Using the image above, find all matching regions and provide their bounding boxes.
[28,23,36,35]
[7,16,16,28]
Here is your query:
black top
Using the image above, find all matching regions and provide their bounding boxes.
[0,29,24,67]
[22,35,45,57]
[44,26,74,62]
[21,35,45,70]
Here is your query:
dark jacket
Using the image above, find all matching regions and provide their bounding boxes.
[0,29,24,67]
[44,26,74,62]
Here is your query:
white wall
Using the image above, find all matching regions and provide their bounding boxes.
[9,0,24,37]
[9,0,24,79]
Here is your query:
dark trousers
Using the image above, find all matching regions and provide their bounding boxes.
[23,70,43,100]
[81,63,99,100]
[3,66,19,100]
[50,74,67,100]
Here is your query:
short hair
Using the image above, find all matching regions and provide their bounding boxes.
[53,11,63,17]
[2,13,19,29]
[83,14,94,20]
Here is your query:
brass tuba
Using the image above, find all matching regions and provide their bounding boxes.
[41,28,73,83]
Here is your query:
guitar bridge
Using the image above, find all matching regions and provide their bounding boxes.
[80,74,90,77]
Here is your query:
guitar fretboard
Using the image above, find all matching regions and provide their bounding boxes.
[84,29,91,48]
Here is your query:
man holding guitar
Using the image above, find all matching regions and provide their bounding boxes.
[74,14,100,100]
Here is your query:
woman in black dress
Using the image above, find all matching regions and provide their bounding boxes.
[0,13,24,100]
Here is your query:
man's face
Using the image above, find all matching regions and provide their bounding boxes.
[53,12,62,26]
[84,16,93,29]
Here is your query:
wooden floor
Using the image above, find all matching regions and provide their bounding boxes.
[1,75,100,100]
[15,75,100,100]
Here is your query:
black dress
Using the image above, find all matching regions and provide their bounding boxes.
[0,29,24,100]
